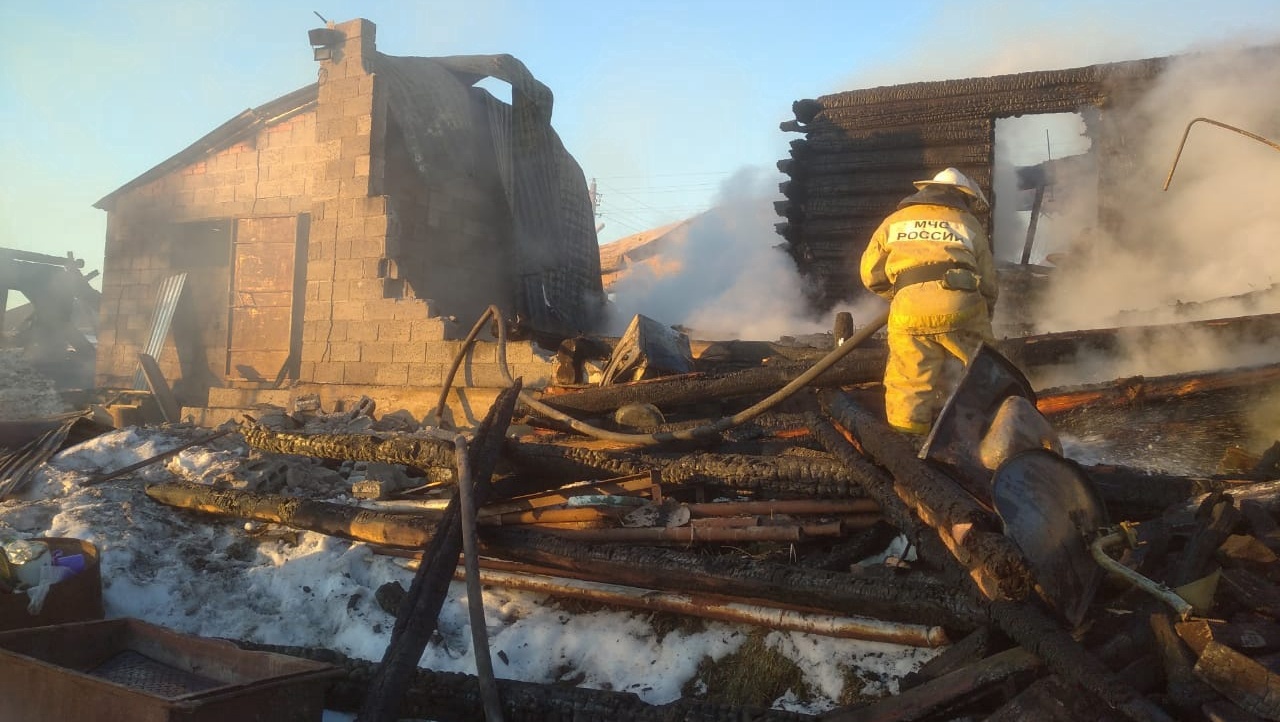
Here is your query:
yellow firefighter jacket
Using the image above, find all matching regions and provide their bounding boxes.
[860,197,998,334]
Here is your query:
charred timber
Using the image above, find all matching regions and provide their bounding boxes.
[483,527,981,630]
[1037,362,1280,418]
[984,599,1175,722]
[802,84,1108,132]
[1085,465,1241,520]
[819,390,1033,601]
[145,482,443,548]
[359,383,521,722]
[504,441,645,480]
[241,426,456,473]
[644,451,872,498]
[236,642,810,722]
[535,354,885,416]
[815,396,1172,722]
[788,120,993,154]
[807,59,1166,112]
[777,146,992,179]
[822,647,1041,722]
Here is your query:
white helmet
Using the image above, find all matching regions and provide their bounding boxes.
[913,167,989,211]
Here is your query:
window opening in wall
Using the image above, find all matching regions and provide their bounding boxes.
[993,112,1096,266]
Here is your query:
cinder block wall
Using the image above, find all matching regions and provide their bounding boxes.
[96,17,555,418]
[96,111,322,393]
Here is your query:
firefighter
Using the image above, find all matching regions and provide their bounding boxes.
[859,167,999,435]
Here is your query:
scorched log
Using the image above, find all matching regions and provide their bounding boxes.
[535,353,885,416]
[144,482,443,548]
[360,383,521,722]
[645,451,873,498]
[819,390,1034,601]
[818,391,1175,722]
[242,426,456,474]
[482,527,980,631]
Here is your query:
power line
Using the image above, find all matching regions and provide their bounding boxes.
[592,170,733,180]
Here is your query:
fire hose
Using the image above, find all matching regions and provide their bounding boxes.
[434,304,889,447]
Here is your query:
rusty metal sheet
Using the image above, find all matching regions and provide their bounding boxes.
[0,618,339,722]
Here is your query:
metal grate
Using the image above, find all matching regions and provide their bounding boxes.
[88,650,223,699]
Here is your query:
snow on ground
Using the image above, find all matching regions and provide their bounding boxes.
[0,425,938,716]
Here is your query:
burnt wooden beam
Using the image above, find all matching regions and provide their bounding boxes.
[819,391,1175,722]
[144,482,444,548]
[481,527,981,631]
[818,390,1032,601]
[1149,611,1218,711]
[649,451,871,498]
[242,425,457,473]
[821,647,1040,722]
[985,676,1129,722]
[535,354,885,416]
[504,440,645,480]
[1193,641,1280,720]
[1037,362,1280,418]
[1170,492,1241,588]
[899,628,1003,691]
[984,599,1175,722]
[359,383,521,722]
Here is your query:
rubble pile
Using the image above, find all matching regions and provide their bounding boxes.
[0,350,66,420]
[114,320,1277,720]
[1,305,1278,720]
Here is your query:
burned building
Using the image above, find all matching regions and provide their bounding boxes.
[774,46,1280,312]
[93,18,603,419]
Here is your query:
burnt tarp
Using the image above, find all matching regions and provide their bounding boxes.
[373,53,604,338]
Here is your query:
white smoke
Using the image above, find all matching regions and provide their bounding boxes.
[1031,44,1280,335]
[604,166,835,341]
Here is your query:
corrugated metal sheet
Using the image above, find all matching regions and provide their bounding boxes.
[132,273,187,390]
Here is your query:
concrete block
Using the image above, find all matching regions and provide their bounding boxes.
[374,363,409,386]
[312,362,345,384]
[361,341,395,363]
[392,341,425,364]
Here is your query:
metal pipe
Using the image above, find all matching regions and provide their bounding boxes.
[683,498,879,517]
[438,305,890,448]
[421,428,504,722]
[1164,117,1280,191]
[1090,530,1194,621]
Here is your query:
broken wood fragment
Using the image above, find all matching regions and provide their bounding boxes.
[1176,619,1280,656]
[821,647,1040,722]
[1150,611,1218,711]
[1193,640,1280,720]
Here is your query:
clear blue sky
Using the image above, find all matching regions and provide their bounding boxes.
[2,0,1277,278]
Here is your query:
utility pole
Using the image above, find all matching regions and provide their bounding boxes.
[589,178,605,233]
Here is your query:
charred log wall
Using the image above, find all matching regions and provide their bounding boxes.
[776,56,1169,310]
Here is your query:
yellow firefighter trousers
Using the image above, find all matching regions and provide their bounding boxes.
[884,325,988,435]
